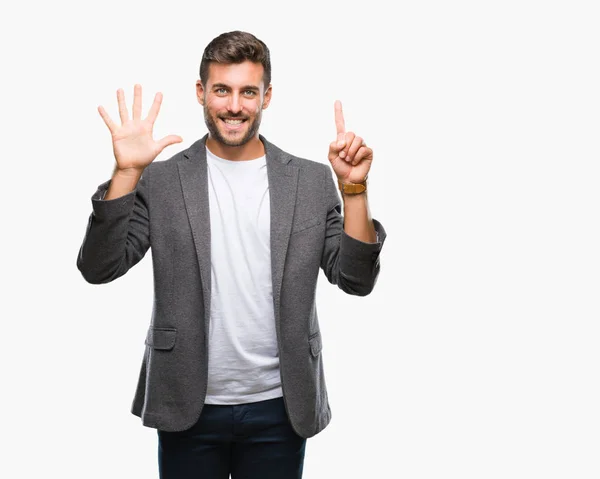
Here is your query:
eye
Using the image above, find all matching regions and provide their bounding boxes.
[215,88,228,95]
[243,90,257,96]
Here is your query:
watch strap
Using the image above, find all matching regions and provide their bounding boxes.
[338,177,368,195]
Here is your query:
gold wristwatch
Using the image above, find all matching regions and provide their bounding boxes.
[338,177,368,195]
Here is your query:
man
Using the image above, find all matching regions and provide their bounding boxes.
[77,31,386,479]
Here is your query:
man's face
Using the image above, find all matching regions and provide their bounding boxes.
[197,61,272,147]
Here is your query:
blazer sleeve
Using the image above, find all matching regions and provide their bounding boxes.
[319,164,387,296]
[76,170,151,284]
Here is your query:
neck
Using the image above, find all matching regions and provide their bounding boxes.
[206,135,265,161]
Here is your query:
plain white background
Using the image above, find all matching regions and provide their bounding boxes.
[2,0,599,477]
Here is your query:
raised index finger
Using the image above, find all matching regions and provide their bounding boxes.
[334,100,345,139]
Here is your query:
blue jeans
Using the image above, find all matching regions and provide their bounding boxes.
[157,396,307,478]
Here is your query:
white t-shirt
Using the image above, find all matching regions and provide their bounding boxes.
[204,147,283,404]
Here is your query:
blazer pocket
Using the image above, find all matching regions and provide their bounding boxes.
[309,332,322,357]
[145,327,177,351]
[292,217,322,235]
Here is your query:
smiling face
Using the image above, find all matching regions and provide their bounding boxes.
[197,60,272,158]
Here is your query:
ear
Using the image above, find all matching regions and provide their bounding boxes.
[262,84,272,110]
[196,80,205,105]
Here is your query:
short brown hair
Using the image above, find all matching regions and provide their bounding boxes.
[199,31,271,88]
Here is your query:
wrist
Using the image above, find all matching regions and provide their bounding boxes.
[113,166,144,180]
[337,176,368,196]
[104,168,144,201]
[341,191,368,202]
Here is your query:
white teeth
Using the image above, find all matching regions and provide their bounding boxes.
[224,119,243,124]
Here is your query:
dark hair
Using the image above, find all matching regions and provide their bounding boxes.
[199,31,271,88]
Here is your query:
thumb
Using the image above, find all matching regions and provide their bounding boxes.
[330,139,345,154]
[157,135,183,152]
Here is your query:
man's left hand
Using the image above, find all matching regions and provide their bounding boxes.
[328,100,373,183]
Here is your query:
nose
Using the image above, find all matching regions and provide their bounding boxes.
[227,92,242,115]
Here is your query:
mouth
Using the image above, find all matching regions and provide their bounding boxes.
[220,117,247,131]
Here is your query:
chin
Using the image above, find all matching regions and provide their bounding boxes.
[220,131,249,146]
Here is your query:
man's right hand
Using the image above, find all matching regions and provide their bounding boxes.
[98,84,183,174]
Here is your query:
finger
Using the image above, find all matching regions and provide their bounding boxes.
[328,140,344,163]
[117,88,129,124]
[334,100,345,142]
[328,140,339,154]
[346,135,364,162]
[339,131,355,159]
[98,105,117,134]
[132,84,142,121]
[146,92,163,125]
[328,141,336,163]
[156,135,183,152]
[352,146,372,166]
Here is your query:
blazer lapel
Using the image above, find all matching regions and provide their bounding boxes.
[262,135,299,321]
[177,136,212,331]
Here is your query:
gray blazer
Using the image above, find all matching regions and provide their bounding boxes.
[76,135,386,438]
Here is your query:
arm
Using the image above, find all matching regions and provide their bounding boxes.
[76,169,150,284]
[320,100,386,295]
[320,165,386,296]
[76,84,181,284]
[341,190,377,243]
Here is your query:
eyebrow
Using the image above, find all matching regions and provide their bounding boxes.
[212,83,260,92]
